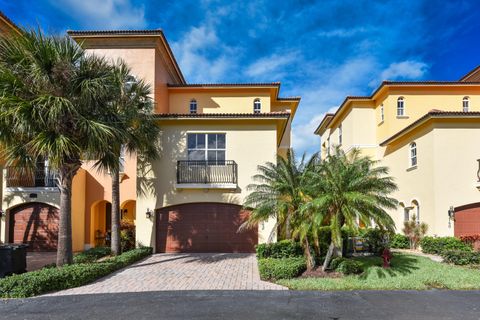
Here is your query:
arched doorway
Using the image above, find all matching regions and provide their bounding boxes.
[90,200,112,247]
[121,200,136,224]
[8,202,59,251]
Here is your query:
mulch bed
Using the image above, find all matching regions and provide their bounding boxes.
[300,268,343,278]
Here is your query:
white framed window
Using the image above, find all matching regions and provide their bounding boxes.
[463,96,470,112]
[338,125,342,145]
[327,136,331,156]
[189,99,197,114]
[119,145,126,173]
[380,104,384,122]
[187,133,226,164]
[253,98,261,113]
[410,142,417,167]
[397,97,405,116]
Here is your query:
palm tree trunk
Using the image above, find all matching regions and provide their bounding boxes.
[322,242,343,271]
[111,169,121,255]
[56,164,80,266]
[304,237,315,271]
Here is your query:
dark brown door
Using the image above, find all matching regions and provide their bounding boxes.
[9,202,59,251]
[156,203,258,253]
[454,202,480,236]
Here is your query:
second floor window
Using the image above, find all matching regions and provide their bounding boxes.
[397,97,405,116]
[463,96,470,112]
[338,125,342,145]
[187,133,226,164]
[119,145,126,173]
[410,142,417,167]
[189,99,197,114]
[327,136,331,156]
[380,104,384,122]
[253,99,261,113]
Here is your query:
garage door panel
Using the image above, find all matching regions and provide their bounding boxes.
[156,203,258,253]
[9,203,59,251]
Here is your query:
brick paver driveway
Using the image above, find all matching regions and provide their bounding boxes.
[51,253,285,295]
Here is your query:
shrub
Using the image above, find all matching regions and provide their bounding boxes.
[258,257,306,280]
[390,234,410,249]
[256,240,303,259]
[0,247,152,298]
[73,246,111,264]
[441,250,480,266]
[336,259,363,275]
[329,257,346,270]
[360,228,391,255]
[402,214,428,249]
[120,221,136,252]
[420,236,472,255]
[317,226,356,257]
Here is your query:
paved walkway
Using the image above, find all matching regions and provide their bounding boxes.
[26,252,56,271]
[392,249,443,262]
[49,253,285,295]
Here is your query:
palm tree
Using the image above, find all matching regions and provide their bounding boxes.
[0,29,123,266]
[305,146,398,271]
[95,60,160,255]
[241,150,318,268]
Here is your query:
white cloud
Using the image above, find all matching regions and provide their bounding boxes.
[317,27,370,38]
[50,0,146,29]
[171,25,237,83]
[380,60,429,81]
[245,52,298,79]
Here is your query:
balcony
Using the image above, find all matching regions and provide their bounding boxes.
[176,160,238,189]
[6,166,57,189]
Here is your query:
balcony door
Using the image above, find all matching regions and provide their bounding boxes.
[187,133,226,165]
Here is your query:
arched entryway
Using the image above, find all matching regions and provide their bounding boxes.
[156,202,257,253]
[8,202,59,251]
[121,200,136,224]
[454,202,480,236]
[90,200,112,247]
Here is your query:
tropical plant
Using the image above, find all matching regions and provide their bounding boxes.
[0,29,123,265]
[402,214,428,249]
[95,60,159,255]
[303,147,398,271]
[241,150,317,269]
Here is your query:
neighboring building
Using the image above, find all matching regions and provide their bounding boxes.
[0,19,300,253]
[315,69,480,237]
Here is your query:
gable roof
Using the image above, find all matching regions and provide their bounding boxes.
[0,11,21,35]
[380,111,480,146]
[459,65,480,82]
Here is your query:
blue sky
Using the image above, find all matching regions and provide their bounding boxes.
[3,0,480,155]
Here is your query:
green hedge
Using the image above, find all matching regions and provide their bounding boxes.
[0,247,152,298]
[336,259,363,275]
[420,237,471,255]
[256,240,303,259]
[441,250,480,266]
[73,246,111,264]
[390,234,410,249]
[258,257,306,280]
[360,228,391,255]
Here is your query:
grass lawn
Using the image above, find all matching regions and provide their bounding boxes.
[277,253,480,290]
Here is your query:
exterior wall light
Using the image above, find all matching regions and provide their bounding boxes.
[146,208,153,219]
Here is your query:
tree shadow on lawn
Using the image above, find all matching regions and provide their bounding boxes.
[357,254,420,280]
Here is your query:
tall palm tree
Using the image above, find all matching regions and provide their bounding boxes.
[305,147,398,271]
[95,60,160,255]
[0,29,123,266]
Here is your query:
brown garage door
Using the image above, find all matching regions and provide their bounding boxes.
[9,202,59,251]
[454,202,480,236]
[156,203,258,253]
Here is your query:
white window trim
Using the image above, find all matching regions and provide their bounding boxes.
[380,104,384,123]
[186,132,227,162]
[253,99,261,114]
[189,99,197,114]
[409,142,417,169]
[463,97,470,112]
[338,125,342,145]
[397,97,405,117]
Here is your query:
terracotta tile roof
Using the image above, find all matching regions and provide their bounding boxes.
[153,112,290,119]
[0,11,20,33]
[459,65,480,81]
[67,30,164,36]
[380,111,480,146]
[167,82,281,88]
[67,29,185,84]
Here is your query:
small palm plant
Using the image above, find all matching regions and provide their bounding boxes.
[402,214,428,250]
[305,147,398,271]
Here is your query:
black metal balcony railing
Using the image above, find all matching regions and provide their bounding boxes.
[6,166,57,188]
[177,160,238,184]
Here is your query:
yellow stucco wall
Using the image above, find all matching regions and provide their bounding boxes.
[135,119,279,249]
[168,90,272,114]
